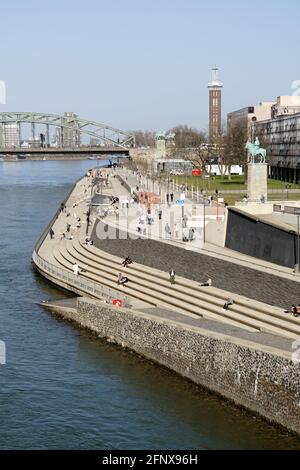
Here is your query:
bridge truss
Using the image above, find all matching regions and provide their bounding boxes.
[0,112,135,150]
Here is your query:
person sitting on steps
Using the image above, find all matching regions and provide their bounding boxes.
[117,273,129,287]
[122,257,133,268]
[200,278,212,287]
[223,298,234,311]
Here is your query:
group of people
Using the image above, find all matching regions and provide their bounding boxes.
[84,237,93,246]
[182,226,195,242]
[117,257,134,286]
[166,193,174,205]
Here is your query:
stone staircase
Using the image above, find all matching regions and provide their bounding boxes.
[52,236,300,340]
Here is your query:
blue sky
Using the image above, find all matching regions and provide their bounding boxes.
[0,0,299,132]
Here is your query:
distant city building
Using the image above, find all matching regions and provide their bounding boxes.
[54,112,81,148]
[228,96,300,139]
[255,110,300,183]
[90,137,101,146]
[0,123,20,148]
[153,159,193,174]
[227,102,275,137]
[227,96,300,183]
[271,96,300,119]
[208,66,223,142]
[21,137,42,148]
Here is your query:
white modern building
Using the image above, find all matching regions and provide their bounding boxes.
[0,123,20,148]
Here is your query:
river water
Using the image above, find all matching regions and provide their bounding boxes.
[0,159,300,450]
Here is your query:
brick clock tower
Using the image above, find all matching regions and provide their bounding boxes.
[208,66,223,142]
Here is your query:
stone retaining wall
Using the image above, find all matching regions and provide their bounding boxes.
[57,296,300,436]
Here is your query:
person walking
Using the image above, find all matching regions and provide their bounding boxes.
[158,209,162,221]
[169,269,176,285]
[183,226,189,242]
[49,228,55,240]
[165,223,171,239]
[166,193,170,204]
[189,227,195,241]
[170,193,174,203]
[73,263,79,276]
[174,223,179,238]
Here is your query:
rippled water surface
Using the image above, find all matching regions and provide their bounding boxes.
[0,160,300,450]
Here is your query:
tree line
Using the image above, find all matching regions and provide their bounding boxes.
[131,120,249,176]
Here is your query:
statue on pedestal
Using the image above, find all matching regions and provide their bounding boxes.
[245,137,267,164]
[245,136,268,203]
[155,130,176,160]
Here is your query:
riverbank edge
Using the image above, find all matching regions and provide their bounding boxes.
[42,296,300,437]
[32,171,300,437]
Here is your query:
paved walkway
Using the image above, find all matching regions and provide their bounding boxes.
[41,298,295,355]
[112,169,300,283]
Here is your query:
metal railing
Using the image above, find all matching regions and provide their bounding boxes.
[32,171,132,308]
[274,204,300,215]
[32,250,131,308]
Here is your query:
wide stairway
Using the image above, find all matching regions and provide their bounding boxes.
[52,235,300,340]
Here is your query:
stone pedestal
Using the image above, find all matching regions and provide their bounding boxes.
[155,138,166,159]
[247,163,268,202]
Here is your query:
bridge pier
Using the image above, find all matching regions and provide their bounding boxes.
[31,122,36,141]
[46,124,50,148]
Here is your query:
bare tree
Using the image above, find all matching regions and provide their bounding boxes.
[171,125,206,149]
[131,130,155,148]
[222,120,248,180]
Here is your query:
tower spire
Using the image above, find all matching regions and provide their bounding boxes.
[208,66,223,142]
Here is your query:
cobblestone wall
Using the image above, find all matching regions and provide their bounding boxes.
[60,297,300,436]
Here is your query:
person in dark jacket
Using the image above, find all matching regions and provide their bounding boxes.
[223,298,234,311]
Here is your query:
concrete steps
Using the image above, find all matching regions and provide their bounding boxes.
[52,240,300,339]
[54,243,259,333]
[76,240,300,334]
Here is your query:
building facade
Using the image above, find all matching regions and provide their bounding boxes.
[255,112,300,183]
[54,112,81,148]
[208,67,223,142]
[227,102,275,137]
[0,123,20,148]
[228,96,300,183]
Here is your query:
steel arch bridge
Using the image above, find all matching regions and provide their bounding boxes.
[0,112,135,152]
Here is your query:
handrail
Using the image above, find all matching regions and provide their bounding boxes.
[32,250,131,307]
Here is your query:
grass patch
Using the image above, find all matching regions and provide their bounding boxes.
[173,175,299,191]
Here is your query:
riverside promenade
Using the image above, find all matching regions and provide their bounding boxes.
[33,167,300,435]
